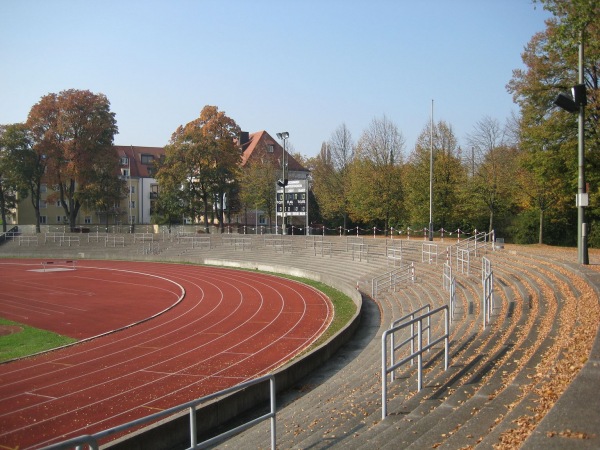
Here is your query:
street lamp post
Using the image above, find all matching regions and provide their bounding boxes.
[276,132,289,236]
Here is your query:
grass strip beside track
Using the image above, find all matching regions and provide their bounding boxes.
[273,274,357,350]
[0,317,77,362]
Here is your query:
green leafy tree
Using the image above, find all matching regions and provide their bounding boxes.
[239,154,278,229]
[466,117,520,233]
[311,124,355,232]
[347,116,405,231]
[79,160,127,229]
[158,128,213,230]
[197,106,241,232]
[508,1,599,244]
[0,123,46,232]
[0,126,21,231]
[26,89,119,231]
[151,180,185,227]
[405,120,466,233]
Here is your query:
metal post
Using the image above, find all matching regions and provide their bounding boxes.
[429,99,434,241]
[282,138,287,236]
[270,377,277,450]
[578,33,589,265]
[382,333,388,419]
[417,319,423,391]
[189,406,197,447]
[444,308,449,371]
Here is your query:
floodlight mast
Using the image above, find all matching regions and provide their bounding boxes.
[552,31,588,265]
[276,132,289,235]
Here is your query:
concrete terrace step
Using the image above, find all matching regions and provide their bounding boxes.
[358,251,587,449]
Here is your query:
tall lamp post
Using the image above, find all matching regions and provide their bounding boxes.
[553,31,588,265]
[276,132,289,235]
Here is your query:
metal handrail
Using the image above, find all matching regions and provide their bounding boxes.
[482,256,494,329]
[371,263,415,297]
[43,374,277,450]
[381,305,449,419]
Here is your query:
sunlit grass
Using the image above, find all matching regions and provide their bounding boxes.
[0,317,77,362]
[273,274,358,349]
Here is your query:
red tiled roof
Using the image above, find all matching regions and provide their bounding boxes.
[115,145,164,178]
[240,131,308,172]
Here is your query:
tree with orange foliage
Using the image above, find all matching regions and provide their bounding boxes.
[157,106,240,232]
[27,89,119,231]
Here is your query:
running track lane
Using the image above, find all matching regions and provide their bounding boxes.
[0,260,333,449]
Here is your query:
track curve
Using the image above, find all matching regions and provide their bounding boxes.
[0,260,333,449]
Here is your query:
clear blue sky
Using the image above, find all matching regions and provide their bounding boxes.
[1,0,552,157]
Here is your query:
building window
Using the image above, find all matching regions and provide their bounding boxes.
[121,168,129,177]
[84,216,92,224]
[56,215,62,222]
[130,185,135,194]
[56,200,62,207]
[150,184,158,199]
[130,200,136,209]
[40,216,47,224]
[40,184,47,193]
[258,214,267,225]
[267,144,274,153]
[141,154,154,164]
[39,200,47,209]
[121,156,129,166]
[130,215,136,224]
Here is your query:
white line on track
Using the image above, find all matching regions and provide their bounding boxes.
[0,262,332,449]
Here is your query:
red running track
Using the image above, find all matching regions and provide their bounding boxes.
[0,260,333,449]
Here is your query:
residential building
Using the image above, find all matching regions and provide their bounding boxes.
[12,131,309,230]
[239,131,310,230]
[116,146,163,226]
[13,145,164,229]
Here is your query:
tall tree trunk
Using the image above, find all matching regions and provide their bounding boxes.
[202,192,209,233]
[0,183,7,233]
[539,208,544,245]
[219,192,225,233]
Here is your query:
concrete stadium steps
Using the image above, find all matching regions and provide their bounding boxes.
[2,234,597,449]
[371,260,548,449]
[219,245,586,449]
[363,250,589,449]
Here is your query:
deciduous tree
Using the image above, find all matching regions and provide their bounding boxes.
[156,106,241,232]
[405,120,466,232]
[311,124,354,231]
[26,89,118,231]
[466,117,520,233]
[1,123,48,232]
[347,116,405,230]
[508,1,599,244]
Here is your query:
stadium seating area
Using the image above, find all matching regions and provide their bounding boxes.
[1,230,599,449]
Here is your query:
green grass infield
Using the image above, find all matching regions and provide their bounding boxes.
[0,317,77,363]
